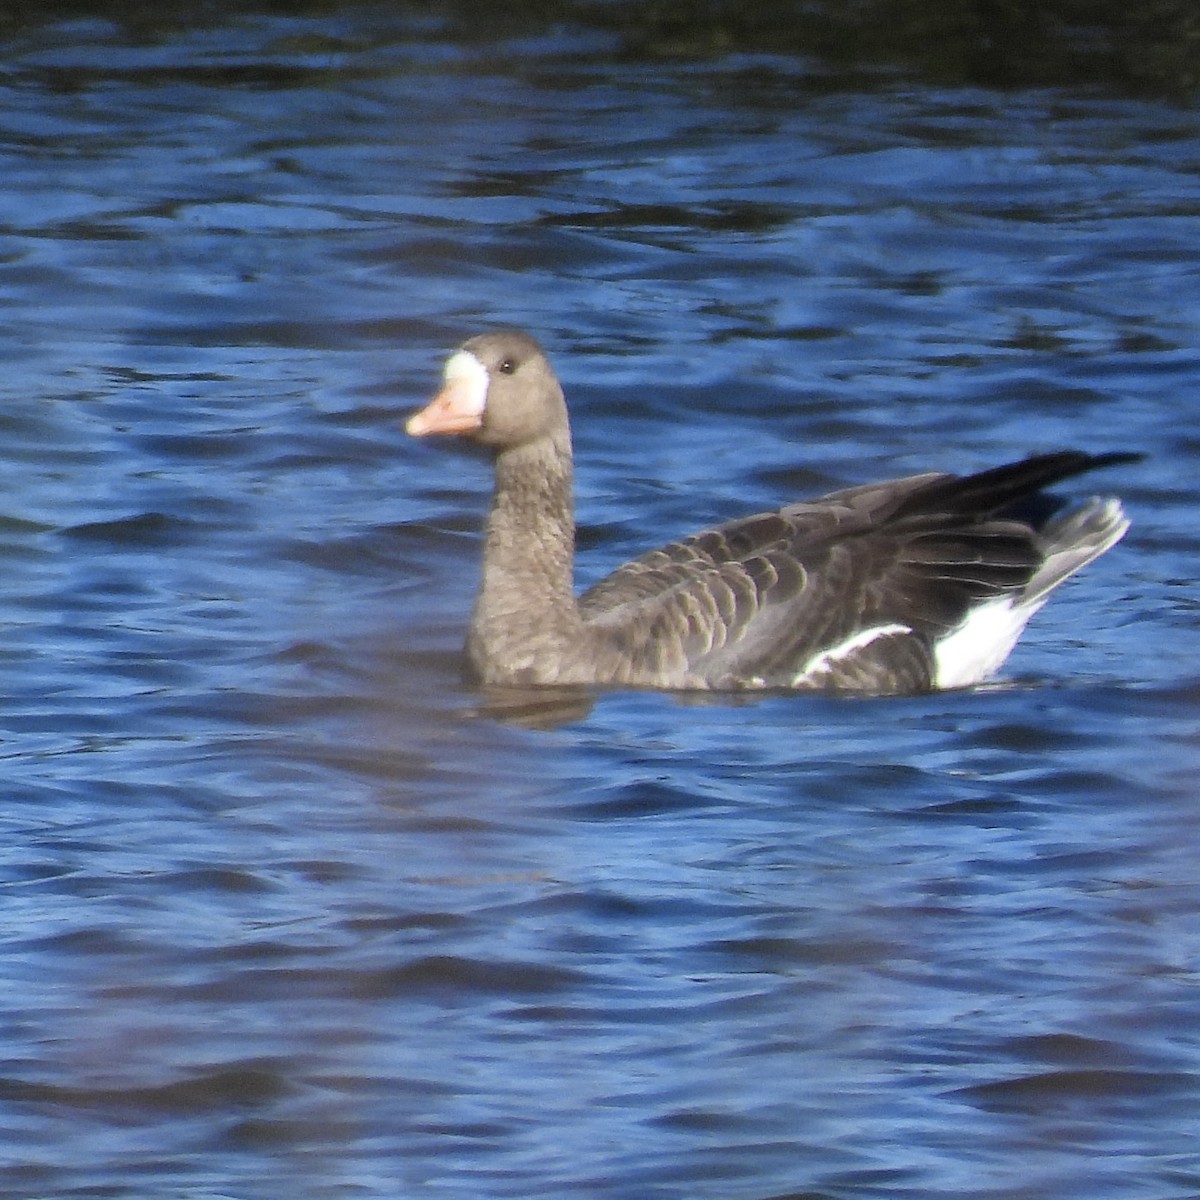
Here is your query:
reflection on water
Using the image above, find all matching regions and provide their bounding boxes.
[0,7,1199,1200]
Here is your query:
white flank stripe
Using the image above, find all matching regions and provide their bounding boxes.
[799,622,912,683]
[933,596,1038,690]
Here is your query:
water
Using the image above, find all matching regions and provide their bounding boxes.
[1,8,1199,1199]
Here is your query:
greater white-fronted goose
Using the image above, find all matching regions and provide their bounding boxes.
[407,330,1137,694]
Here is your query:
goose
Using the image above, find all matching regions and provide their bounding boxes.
[406,330,1137,694]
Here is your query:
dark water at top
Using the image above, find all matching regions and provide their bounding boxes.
[1,8,1199,1200]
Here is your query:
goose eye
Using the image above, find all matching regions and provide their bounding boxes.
[497,358,516,375]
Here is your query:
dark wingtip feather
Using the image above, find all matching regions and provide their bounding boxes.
[891,450,1141,524]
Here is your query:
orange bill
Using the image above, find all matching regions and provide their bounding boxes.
[406,375,486,437]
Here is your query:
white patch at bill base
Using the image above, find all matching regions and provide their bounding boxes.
[443,349,490,416]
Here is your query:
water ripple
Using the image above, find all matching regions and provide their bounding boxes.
[0,10,1197,1200]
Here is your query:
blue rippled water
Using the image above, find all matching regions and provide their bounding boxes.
[0,8,1198,1200]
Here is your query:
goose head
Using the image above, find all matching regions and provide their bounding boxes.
[407,330,568,451]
